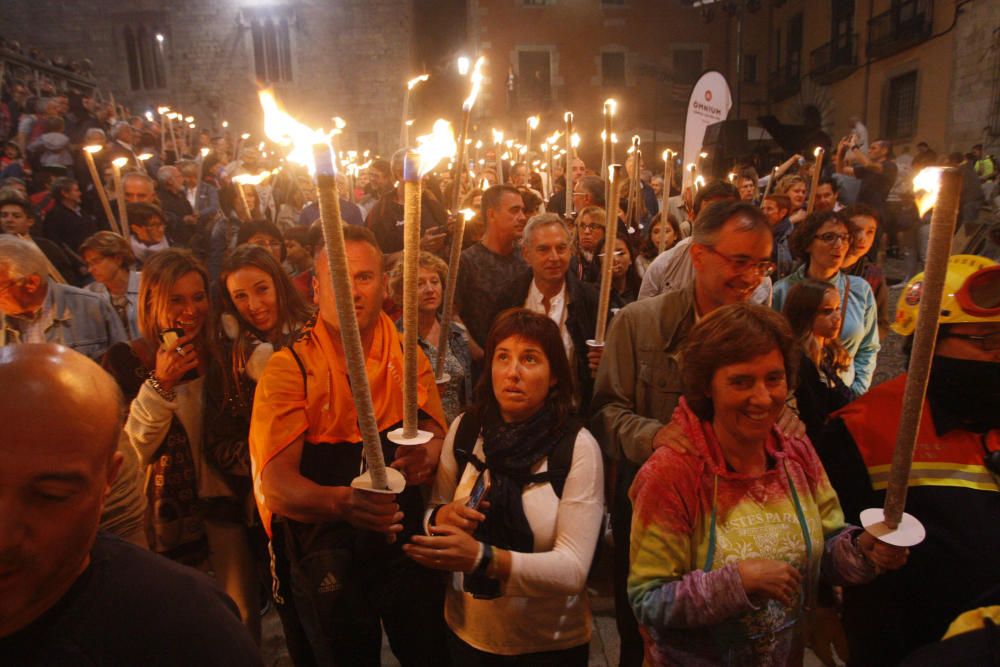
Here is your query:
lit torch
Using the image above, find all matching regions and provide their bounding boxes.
[806,145,825,215]
[257,89,401,497]
[391,120,456,446]
[860,166,960,548]
[82,144,117,230]
[110,157,129,236]
[659,149,675,254]
[400,73,430,149]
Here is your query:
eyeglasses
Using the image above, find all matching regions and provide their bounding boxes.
[816,231,850,246]
[579,223,605,232]
[701,245,775,277]
[941,331,1000,352]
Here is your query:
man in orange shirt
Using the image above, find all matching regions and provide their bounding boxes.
[250,225,451,666]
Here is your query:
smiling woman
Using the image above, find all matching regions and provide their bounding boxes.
[627,303,908,666]
[101,248,262,641]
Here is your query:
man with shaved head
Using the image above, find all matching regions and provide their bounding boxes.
[0,344,261,664]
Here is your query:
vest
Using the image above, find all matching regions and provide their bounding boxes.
[834,375,999,493]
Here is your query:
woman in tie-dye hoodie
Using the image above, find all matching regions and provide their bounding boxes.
[627,304,907,666]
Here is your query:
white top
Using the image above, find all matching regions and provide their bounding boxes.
[124,376,233,500]
[524,279,575,371]
[428,414,605,655]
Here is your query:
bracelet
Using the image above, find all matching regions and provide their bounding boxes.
[146,373,177,402]
[474,542,493,576]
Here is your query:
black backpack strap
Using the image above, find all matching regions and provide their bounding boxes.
[452,411,484,487]
[286,344,308,400]
[547,420,583,498]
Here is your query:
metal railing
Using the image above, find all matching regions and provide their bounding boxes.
[867,1,933,59]
[810,33,857,84]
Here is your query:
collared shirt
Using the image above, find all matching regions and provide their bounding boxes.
[525,279,578,399]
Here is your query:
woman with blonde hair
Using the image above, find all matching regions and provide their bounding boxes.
[103,248,260,641]
[390,250,473,424]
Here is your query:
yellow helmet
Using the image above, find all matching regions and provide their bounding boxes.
[892,254,1000,336]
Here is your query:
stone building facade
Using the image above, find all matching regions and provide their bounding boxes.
[0,0,414,154]
[947,0,1000,154]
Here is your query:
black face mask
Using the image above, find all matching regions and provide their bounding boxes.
[927,356,1000,433]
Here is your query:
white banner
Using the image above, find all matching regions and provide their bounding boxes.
[682,71,732,190]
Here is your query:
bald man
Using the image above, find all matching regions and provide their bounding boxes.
[0,344,261,664]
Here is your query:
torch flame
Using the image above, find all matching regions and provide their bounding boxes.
[913,167,944,217]
[460,208,476,222]
[475,140,483,149]
[185,116,194,124]
[415,119,457,177]
[728,172,736,183]
[138,152,153,161]
[687,163,697,172]
[564,111,573,122]
[200,147,210,157]
[814,146,823,158]
[407,74,429,90]
[694,175,706,189]
[111,157,128,168]
[232,171,272,186]
[663,149,673,161]
[571,133,581,148]
[457,57,470,76]
[259,89,336,174]
[84,144,102,154]
[604,98,617,115]
[144,111,154,122]
[241,132,251,140]
[492,129,504,144]
[527,115,539,130]
[157,106,169,114]
[699,151,708,159]
[463,57,486,111]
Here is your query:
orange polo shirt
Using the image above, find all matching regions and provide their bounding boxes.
[249,312,446,535]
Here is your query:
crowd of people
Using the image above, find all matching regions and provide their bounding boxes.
[1,60,999,667]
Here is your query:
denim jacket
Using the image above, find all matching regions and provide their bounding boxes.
[86,269,141,338]
[0,279,128,360]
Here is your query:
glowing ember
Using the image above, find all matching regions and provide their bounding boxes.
[259,89,336,173]
[913,167,944,217]
[414,120,457,177]
[463,57,486,111]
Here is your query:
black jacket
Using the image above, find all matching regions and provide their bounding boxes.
[494,269,616,417]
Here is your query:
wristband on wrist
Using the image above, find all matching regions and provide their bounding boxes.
[428,504,444,528]
[146,373,177,402]
[474,542,493,576]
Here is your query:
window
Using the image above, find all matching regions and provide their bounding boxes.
[672,49,703,85]
[786,13,803,78]
[886,71,918,139]
[519,50,551,109]
[743,54,758,83]
[602,52,626,87]
[249,15,293,83]
[123,25,166,91]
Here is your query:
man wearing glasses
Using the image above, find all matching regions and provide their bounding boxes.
[592,200,802,667]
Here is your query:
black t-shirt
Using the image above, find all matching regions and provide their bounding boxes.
[456,241,527,347]
[365,190,448,254]
[0,532,262,666]
[855,160,897,210]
